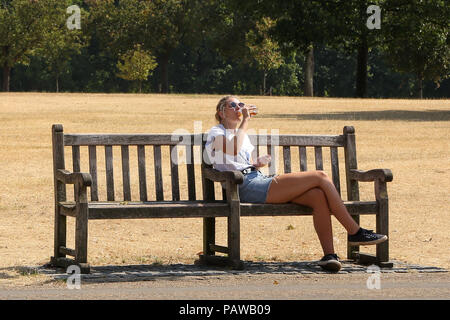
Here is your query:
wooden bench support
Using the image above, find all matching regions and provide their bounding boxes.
[353,252,394,268]
[50,256,91,274]
[196,254,245,270]
[209,244,229,254]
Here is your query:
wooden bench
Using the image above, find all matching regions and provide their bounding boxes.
[50,124,393,273]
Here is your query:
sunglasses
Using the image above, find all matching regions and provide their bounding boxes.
[229,101,245,110]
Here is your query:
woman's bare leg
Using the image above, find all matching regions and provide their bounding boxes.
[291,188,335,255]
[265,171,360,235]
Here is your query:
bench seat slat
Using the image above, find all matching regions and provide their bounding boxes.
[90,201,228,219]
[58,201,377,219]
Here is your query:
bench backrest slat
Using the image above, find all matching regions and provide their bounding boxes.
[186,144,196,201]
[120,146,131,201]
[56,127,357,203]
[267,144,277,175]
[283,146,291,173]
[105,145,115,201]
[314,146,323,170]
[299,146,307,171]
[88,146,99,201]
[137,145,147,202]
[72,145,81,199]
[170,145,180,201]
[254,134,344,147]
[64,133,344,147]
[330,146,341,195]
[153,145,164,201]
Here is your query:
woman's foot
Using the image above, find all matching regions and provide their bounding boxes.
[318,254,342,272]
[348,228,388,246]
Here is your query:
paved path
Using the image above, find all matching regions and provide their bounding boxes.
[0,260,448,300]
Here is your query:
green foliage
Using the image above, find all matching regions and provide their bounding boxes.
[37,0,88,92]
[1,0,449,98]
[0,0,58,90]
[246,17,283,72]
[116,44,157,92]
[382,0,450,97]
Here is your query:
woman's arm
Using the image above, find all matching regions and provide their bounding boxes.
[212,113,251,156]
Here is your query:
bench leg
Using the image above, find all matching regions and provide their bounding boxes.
[347,215,360,260]
[53,204,67,261]
[375,180,390,263]
[74,184,90,273]
[203,217,215,256]
[227,200,244,269]
[75,202,89,265]
[352,181,393,268]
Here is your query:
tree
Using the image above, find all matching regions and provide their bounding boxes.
[382,0,450,98]
[255,0,348,97]
[37,0,87,92]
[246,17,283,95]
[116,44,157,93]
[0,0,60,91]
[88,0,205,93]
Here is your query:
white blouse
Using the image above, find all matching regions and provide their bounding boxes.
[205,124,254,172]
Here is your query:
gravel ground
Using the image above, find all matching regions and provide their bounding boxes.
[0,260,448,300]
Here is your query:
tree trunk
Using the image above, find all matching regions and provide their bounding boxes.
[417,75,423,99]
[304,44,314,97]
[262,71,267,95]
[2,65,11,92]
[159,53,170,93]
[355,36,368,98]
[56,74,59,93]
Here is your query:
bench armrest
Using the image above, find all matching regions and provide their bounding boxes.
[350,169,393,182]
[202,167,244,185]
[56,169,92,187]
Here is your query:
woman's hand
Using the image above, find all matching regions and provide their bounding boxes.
[240,104,257,120]
[253,154,271,168]
[240,105,251,120]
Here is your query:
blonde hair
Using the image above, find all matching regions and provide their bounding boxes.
[215,95,239,123]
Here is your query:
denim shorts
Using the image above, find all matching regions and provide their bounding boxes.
[238,170,275,203]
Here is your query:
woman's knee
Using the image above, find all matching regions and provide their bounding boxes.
[315,170,333,186]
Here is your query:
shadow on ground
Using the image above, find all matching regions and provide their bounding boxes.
[34,260,448,284]
[258,110,450,122]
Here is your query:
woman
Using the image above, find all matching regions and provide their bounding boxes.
[205,95,387,272]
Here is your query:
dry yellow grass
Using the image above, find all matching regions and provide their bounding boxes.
[0,93,449,280]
